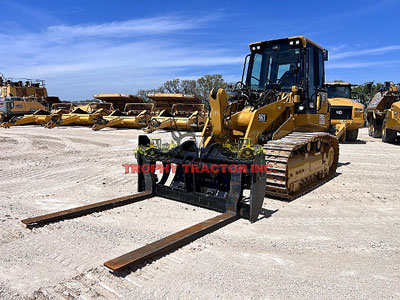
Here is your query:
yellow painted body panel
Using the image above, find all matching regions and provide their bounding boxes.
[385,101,400,131]
[1,85,48,98]
[8,100,47,114]
[328,98,365,130]
[204,89,331,147]
[1,114,52,128]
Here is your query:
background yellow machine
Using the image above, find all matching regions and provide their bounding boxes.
[93,93,144,111]
[0,103,75,128]
[92,103,155,130]
[367,82,399,141]
[382,99,400,143]
[326,81,365,141]
[145,101,207,133]
[0,74,59,122]
[44,103,114,128]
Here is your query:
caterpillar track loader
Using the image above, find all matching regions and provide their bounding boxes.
[138,36,339,201]
[326,81,365,141]
[367,82,399,140]
[22,36,339,273]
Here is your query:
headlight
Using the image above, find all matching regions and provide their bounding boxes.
[355,108,363,113]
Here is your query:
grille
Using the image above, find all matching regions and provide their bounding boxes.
[330,106,353,120]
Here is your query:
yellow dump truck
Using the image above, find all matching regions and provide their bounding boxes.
[382,100,400,143]
[326,81,365,141]
[367,82,399,142]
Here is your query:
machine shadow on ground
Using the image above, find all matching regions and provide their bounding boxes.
[345,140,367,144]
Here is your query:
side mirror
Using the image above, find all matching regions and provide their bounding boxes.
[323,50,329,61]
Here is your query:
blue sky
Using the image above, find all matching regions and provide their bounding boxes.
[0,0,399,100]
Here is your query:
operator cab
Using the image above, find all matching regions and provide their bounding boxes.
[245,36,328,113]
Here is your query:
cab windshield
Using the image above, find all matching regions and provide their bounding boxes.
[327,85,351,98]
[247,42,301,91]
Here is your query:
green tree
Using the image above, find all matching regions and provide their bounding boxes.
[135,74,233,104]
[352,82,385,106]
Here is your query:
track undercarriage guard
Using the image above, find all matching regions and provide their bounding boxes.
[21,135,266,272]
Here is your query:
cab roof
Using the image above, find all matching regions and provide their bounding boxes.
[326,81,352,86]
[249,36,326,51]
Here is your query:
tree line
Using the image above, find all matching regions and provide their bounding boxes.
[135,74,233,103]
[135,75,394,107]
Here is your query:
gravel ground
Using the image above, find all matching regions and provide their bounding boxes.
[0,126,399,299]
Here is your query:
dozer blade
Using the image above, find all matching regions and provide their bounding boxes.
[21,191,153,227]
[104,212,238,271]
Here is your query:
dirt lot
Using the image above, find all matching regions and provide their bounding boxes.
[0,126,399,299]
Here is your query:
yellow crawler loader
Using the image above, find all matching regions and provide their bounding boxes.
[367,82,399,140]
[44,103,114,128]
[92,103,155,130]
[22,36,340,273]
[326,81,365,141]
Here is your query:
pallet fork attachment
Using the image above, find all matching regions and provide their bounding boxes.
[21,135,266,272]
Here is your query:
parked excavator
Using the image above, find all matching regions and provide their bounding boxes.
[326,81,365,141]
[367,82,399,142]
[22,36,339,273]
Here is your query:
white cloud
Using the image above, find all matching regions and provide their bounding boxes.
[330,45,400,60]
[327,60,400,69]
[46,15,219,38]
[326,43,400,73]
[0,14,243,100]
